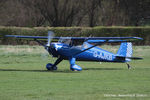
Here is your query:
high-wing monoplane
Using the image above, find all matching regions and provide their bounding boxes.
[5,31,143,71]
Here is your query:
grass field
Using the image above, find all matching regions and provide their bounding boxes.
[0,45,150,100]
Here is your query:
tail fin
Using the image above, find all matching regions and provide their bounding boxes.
[117,42,132,57]
[116,42,143,62]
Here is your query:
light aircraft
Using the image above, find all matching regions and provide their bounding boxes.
[5,31,143,71]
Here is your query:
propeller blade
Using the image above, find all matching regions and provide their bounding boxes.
[41,52,49,60]
[47,31,54,47]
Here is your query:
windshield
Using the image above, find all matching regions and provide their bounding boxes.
[58,37,72,45]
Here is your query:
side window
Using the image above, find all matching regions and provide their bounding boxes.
[72,40,84,46]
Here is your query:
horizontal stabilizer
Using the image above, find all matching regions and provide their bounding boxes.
[116,56,143,60]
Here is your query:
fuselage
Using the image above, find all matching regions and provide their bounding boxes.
[49,42,127,63]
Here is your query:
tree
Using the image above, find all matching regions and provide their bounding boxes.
[24,0,83,27]
[117,0,150,26]
[0,0,149,27]
[85,0,101,27]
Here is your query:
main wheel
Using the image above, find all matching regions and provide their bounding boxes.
[70,64,82,71]
[46,63,57,70]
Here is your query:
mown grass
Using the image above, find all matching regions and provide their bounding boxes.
[0,45,150,100]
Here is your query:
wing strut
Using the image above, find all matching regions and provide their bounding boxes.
[73,40,108,56]
[34,39,45,47]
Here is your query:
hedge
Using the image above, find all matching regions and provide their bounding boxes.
[0,26,150,45]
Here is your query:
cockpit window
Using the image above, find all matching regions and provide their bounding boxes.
[58,37,84,46]
[72,40,84,46]
[58,37,72,45]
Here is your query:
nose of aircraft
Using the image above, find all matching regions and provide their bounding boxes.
[51,43,63,51]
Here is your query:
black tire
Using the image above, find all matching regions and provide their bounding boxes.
[46,63,57,70]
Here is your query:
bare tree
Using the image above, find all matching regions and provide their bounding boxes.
[24,0,83,27]
[85,0,101,27]
[0,0,149,27]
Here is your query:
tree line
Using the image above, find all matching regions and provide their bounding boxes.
[0,0,149,27]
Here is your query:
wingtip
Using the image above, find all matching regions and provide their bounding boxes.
[5,35,18,38]
[134,37,143,40]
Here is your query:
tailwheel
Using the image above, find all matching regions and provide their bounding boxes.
[126,63,131,69]
[46,63,57,71]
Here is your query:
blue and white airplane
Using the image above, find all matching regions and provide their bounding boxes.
[6,31,143,71]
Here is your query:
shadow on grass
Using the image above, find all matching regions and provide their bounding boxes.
[83,67,150,70]
[0,68,124,73]
[0,68,79,73]
[83,68,124,70]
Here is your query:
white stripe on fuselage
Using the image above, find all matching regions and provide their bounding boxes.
[92,48,113,61]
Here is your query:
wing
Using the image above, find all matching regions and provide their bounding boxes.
[5,35,142,41]
[75,37,143,43]
[5,35,60,40]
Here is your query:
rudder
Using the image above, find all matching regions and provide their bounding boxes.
[117,42,132,57]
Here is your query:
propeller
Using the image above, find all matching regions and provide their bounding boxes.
[41,31,54,60]
[46,31,54,47]
[41,51,50,61]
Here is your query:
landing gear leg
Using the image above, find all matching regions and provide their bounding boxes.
[69,58,82,71]
[46,56,63,71]
[126,63,131,69]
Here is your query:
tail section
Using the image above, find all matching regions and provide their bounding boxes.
[117,42,132,57]
[116,42,143,62]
